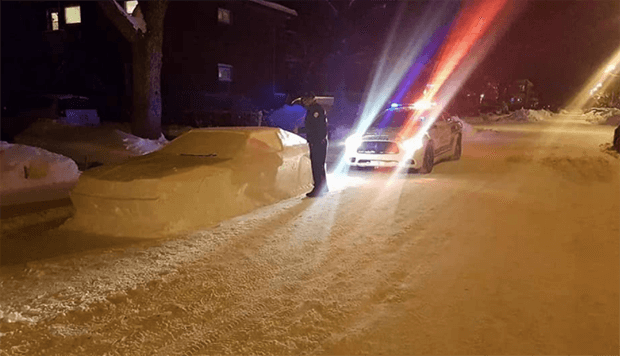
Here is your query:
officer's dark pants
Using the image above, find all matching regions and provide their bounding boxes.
[309,139,328,192]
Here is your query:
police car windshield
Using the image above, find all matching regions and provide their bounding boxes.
[370,109,421,129]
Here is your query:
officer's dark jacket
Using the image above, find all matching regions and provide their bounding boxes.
[304,103,328,144]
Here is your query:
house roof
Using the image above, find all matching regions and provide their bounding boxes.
[249,0,298,17]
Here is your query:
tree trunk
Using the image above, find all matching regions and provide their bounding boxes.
[131,1,166,139]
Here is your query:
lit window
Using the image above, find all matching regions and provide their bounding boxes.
[218,64,232,82]
[218,8,231,24]
[65,6,81,24]
[50,11,59,30]
[125,0,138,15]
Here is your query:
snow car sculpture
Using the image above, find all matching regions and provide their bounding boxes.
[63,127,313,237]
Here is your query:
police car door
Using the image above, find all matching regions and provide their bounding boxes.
[431,113,450,154]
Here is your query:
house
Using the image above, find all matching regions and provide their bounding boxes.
[161,1,298,126]
[1,1,298,130]
[1,1,130,124]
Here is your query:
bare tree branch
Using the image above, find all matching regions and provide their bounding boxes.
[97,0,145,43]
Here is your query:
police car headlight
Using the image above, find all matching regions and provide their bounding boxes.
[402,137,424,152]
[345,135,363,152]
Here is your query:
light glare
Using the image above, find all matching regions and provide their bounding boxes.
[412,100,436,110]
[402,137,424,152]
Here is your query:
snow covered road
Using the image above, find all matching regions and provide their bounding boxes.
[1,114,618,354]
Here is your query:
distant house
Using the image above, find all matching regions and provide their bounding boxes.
[161,1,298,126]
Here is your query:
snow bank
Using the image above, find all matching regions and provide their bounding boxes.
[526,109,554,121]
[461,109,552,125]
[0,141,81,205]
[62,127,313,237]
[491,109,552,122]
[14,119,168,168]
[584,107,620,125]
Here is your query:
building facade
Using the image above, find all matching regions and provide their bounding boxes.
[1,1,297,128]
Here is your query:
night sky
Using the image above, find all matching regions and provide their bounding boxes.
[282,0,619,107]
[2,1,618,110]
[474,0,620,105]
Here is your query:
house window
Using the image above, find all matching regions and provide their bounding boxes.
[125,0,138,15]
[218,64,232,82]
[65,5,81,24]
[48,10,59,31]
[218,8,231,24]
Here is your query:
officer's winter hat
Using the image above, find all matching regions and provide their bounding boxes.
[291,92,316,105]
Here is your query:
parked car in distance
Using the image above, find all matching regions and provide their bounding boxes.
[15,94,100,126]
[344,103,463,173]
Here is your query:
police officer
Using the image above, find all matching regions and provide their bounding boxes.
[298,93,329,197]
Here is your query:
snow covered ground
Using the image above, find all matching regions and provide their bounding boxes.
[1,111,618,354]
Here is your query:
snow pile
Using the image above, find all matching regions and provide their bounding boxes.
[474,109,552,123]
[163,124,193,139]
[116,130,168,155]
[507,109,530,122]
[14,119,168,167]
[584,107,620,125]
[526,109,554,121]
[0,141,80,205]
[499,109,551,122]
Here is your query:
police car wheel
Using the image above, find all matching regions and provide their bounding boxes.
[419,144,434,174]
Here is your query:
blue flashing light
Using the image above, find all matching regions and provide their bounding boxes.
[391,103,399,108]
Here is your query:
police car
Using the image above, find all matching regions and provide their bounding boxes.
[345,102,463,173]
